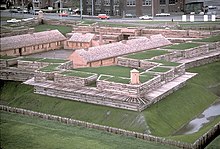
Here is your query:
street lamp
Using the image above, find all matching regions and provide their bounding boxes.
[80,0,82,19]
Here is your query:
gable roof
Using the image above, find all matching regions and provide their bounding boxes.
[1,30,66,51]
[67,33,95,42]
[72,34,171,63]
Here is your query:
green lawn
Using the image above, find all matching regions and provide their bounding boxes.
[0,61,220,144]
[205,135,220,149]
[0,55,16,59]
[149,60,181,66]
[34,24,72,35]
[20,57,43,61]
[0,112,176,149]
[75,65,143,78]
[149,67,171,72]
[125,50,170,60]
[194,35,220,43]
[61,70,95,78]
[39,58,68,63]
[99,73,154,84]
[38,64,60,72]
[164,43,201,50]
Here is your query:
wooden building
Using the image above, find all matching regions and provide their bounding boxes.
[0,30,66,57]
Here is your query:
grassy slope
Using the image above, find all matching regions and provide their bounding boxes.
[0,81,147,133]
[0,61,220,143]
[34,24,72,35]
[205,135,220,149]
[164,43,201,50]
[0,112,176,149]
[144,62,220,136]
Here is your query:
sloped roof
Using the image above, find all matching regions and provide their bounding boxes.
[73,34,171,63]
[1,30,66,51]
[67,33,95,42]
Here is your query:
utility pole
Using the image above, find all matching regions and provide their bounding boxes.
[92,0,94,16]
[22,0,24,18]
[80,0,83,19]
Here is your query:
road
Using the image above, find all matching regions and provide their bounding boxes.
[1,9,219,23]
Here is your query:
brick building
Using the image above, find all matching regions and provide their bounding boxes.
[0,30,66,57]
[83,0,185,17]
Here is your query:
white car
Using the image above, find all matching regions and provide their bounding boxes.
[156,13,170,16]
[139,15,153,20]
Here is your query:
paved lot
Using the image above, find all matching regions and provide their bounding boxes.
[26,49,74,59]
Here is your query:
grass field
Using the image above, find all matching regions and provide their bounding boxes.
[0,112,176,149]
[125,50,170,60]
[149,60,181,66]
[34,24,72,35]
[61,70,95,78]
[194,35,220,43]
[75,65,143,78]
[0,61,220,144]
[38,64,60,72]
[164,43,201,50]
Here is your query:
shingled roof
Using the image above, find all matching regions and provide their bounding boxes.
[67,33,95,42]
[1,30,66,51]
[72,34,171,63]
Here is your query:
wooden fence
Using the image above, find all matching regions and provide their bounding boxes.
[1,105,219,149]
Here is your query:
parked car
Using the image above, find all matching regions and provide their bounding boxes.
[98,14,110,19]
[125,14,136,18]
[156,13,170,16]
[139,15,153,20]
[59,12,68,17]
[31,9,40,15]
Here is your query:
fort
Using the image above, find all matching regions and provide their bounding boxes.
[1,25,219,111]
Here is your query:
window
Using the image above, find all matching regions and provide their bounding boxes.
[160,0,166,5]
[114,0,119,5]
[169,0,175,4]
[104,0,110,5]
[143,0,151,6]
[14,49,16,54]
[127,0,136,6]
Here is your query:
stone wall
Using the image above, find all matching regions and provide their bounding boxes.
[174,63,186,76]
[44,19,77,27]
[117,57,140,69]
[151,52,183,62]
[0,28,35,38]
[185,53,220,69]
[54,73,98,88]
[3,105,217,149]
[0,67,34,81]
[141,29,220,38]
[182,44,209,59]
[57,61,73,70]
[17,60,49,71]
[140,60,160,70]
[97,75,162,98]
[34,71,56,82]
[0,57,21,68]
[117,57,158,70]
[34,86,140,111]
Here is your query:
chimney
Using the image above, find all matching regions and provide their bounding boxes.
[130,69,140,84]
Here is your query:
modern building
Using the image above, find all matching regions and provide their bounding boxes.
[83,0,185,17]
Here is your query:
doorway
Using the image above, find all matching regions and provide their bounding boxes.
[19,48,22,56]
